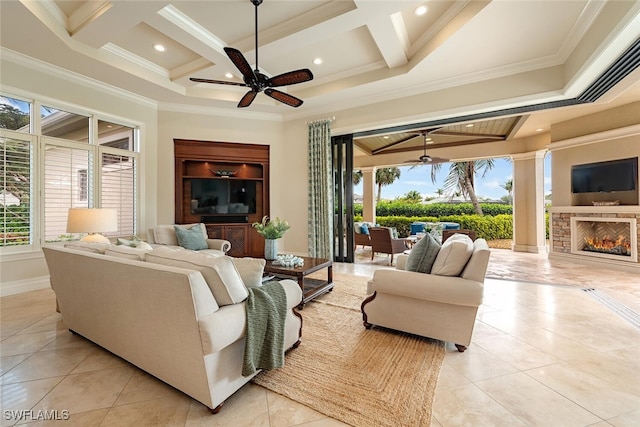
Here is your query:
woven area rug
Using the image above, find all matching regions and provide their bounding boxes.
[252,273,445,427]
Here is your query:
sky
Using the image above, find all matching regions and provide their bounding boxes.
[354,156,552,201]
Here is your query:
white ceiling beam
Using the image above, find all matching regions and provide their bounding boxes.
[70,1,171,48]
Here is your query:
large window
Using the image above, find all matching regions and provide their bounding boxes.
[0,134,33,247]
[0,94,139,250]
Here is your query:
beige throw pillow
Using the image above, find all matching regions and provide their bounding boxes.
[145,247,248,305]
[231,257,266,288]
[431,234,474,276]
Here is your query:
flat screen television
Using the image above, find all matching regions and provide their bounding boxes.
[571,157,638,193]
[190,178,257,214]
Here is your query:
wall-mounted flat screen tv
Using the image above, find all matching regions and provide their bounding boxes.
[571,157,638,193]
[190,179,257,214]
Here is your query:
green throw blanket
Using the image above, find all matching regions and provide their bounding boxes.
[242,281,288,377]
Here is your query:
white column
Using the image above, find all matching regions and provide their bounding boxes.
[361,167,376,224]
[512,150,547,253]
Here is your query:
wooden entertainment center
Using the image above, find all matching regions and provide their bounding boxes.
[174,139,269,257]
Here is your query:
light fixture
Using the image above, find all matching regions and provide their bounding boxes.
[426,138,433,144]
[313,58,323,65]
[414,5,428,16]
[383,136,390,139]
[66,208,117,244]
[225,72,234,79]
[153,44,166,52]
[536,128,545,132]
[465,123,474,128]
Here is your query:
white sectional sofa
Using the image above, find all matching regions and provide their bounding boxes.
[42,245,302,413]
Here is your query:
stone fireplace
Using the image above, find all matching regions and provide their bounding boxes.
[570,217,637,262]
[551,207,640,271]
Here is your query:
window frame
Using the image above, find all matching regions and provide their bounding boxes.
[0,93,141,257]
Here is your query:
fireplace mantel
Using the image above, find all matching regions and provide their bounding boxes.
[550,206,640,214]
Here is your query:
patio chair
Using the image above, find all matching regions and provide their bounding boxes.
[369,227,406,264]
[442,229,477,243]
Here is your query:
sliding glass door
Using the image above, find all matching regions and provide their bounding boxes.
[332,134,354,262]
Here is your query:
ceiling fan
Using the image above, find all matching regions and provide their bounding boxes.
[189,0,313,108]
[404,132,449,165]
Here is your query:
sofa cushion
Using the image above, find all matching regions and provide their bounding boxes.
[105,245,151,261]
[174,225,208,251]
[232,257,266,288]
[153,223,203,246]
[431,234,474,276]
[405,233,441,274]
[64,241,110,254]
[145,247,248,305]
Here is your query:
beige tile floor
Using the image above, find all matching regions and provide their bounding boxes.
[1,248,640,426]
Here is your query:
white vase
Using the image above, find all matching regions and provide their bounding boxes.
[264,239,278,260]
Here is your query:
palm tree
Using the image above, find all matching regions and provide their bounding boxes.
[401,190,422,204]
[500,178,513,204]
[375,167,401,202]
[435,188,445,197]
[352,169,363,185]
[429,160,495,215]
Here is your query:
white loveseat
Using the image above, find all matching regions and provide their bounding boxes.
[147,223,231,255]
[43,245,302,413]
[361,238,490,352]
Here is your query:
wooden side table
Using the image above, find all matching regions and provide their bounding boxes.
[264,256,333,309]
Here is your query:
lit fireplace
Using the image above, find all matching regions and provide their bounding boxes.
[583,235,631,256]
[570,216,638,263]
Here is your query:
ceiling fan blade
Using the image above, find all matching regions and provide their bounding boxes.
[190,77,247,87]
[267,69,314,87]
[264,88,303,107]
[224,47,256,81]
[238,90,258,108]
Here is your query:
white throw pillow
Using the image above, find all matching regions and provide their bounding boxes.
[232,257,266,288]
[145,247,248,305]
[64,241,110,254]
[105,245,151,261]
[431,234,474,276]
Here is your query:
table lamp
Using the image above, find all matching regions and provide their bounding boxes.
[66,208,117,244]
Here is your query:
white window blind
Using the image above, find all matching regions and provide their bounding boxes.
[44,145,91,241]
[1,136,32,247]
[101,151,135,237]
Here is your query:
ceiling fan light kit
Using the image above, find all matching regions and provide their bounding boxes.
[190,0,313,108]
[405,132,449,165]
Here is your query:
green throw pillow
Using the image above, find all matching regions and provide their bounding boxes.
[174,225,208,251]
[405,233,441,273]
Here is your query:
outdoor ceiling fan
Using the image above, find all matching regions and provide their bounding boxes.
[404,132,449,165]
[189,0,313,108]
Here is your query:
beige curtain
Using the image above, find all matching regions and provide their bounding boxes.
[307,120,333,259]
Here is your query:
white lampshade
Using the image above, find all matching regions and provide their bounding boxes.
[67,208,117,244]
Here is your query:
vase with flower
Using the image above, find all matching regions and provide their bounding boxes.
[252,216,290,260]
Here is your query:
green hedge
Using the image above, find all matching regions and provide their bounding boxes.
[354,202,512,217]
[366,214,512,239]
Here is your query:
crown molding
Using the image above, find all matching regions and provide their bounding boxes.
[0,48,158,109]
[158,101,281,122]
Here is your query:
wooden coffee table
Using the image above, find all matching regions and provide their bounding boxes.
[264,256,333,309]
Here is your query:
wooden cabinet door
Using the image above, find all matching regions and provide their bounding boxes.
[224,226,248,257]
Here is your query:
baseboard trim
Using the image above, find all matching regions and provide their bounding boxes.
[1,276,50,297]
[513,244,547,254]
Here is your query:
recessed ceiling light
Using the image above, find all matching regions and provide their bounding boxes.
[536,128,545,132]
[465,124,474,128]
[383,136,390,139]
[425,138,433,143]
[153,44,165,52]
[225,72,234,79]
[414,5,428,16]
[313,58,323,65]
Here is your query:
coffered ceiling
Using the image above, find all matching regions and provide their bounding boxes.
[1,0,639,148]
